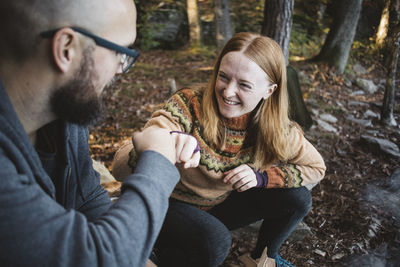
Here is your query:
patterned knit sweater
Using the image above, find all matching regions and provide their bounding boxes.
[112,88,326,209]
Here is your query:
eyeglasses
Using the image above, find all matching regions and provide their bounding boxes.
[40,27,139,73]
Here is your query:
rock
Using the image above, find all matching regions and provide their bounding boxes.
[307,259,314,265]
[351,90,365,96]
[319,113,338,124]
[359,135,400,158]
[336,148,347,156]
[230,222,259,241]
[348,101,369,107]
[382,115,398,127]
[395,129,400,141]
[317,119,338,133]
[231,220,312,243]
[343,242,400,267]
[343,77,352,87]
[92,159,115,184]
[314,249,326,257]
[305,98,319,108]
[248,220,262,230]
[346,115,372,127]
[169,78,177,95]
[331,253,346,261]
[366,129,380,136]
[201,14,216,45]
[353,170,400,266]
[363,169,400,221]
[356,78,378,94]
[311,108,319,116]
[345,253,386,267]
[336,101,347,112]
[353,63,367,75]
[146,4,188,49]
[287,221,312,242]
[364,109,380,119]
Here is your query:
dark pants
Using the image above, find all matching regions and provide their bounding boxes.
[155,187,312,267]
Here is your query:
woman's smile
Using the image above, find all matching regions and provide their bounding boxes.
[222,96,241,106]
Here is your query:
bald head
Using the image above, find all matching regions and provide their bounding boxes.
[0,0,136,62]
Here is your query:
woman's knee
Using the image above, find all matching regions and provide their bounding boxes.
[284,187,312,216]
[158,201,231,267]
[296,187,312,215]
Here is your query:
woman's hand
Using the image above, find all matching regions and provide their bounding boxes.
[223,164,257,192]
[170,132,200,169]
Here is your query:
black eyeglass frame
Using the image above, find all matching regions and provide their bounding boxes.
[40,26,139,73]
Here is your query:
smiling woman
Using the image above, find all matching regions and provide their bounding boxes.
[113,32,326,267]
[214,51,276,119]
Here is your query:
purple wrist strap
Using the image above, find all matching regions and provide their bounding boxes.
[170,131,200,153]
[254,169,268,188]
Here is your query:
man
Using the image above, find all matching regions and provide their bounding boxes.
[0,0,181,266]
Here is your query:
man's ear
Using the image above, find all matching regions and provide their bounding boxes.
[51,28,78,73]
[263,84,277,100]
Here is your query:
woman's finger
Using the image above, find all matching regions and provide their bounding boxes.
[237,179,257,192]
[180,136,198,162]
[171,133,185,162]
[184,151,201,168]
[232,175,252,190]
[223,165,247,183]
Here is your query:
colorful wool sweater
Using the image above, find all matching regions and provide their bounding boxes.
[113,88,326,209]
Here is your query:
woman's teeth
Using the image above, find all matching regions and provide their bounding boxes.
[223,98,239,105]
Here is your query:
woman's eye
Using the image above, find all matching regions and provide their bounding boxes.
[219,74,228,82]
[240,83,251,89]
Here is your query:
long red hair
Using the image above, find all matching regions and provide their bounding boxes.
[201,32,292,168]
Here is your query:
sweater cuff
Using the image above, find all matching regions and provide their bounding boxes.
[254,169,268,188]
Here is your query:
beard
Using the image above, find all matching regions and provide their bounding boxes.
[50,47,105,126]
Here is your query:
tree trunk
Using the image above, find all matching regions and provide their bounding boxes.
[187,0,201,45]
[381,0,400,126]
[261,0,294,65]
[376,0,391,48]
[287,66,313,130]
[385,0,400,65]
[261,0,311,128]
[313,0,363,74]
[317,2,326,24]
[214,0,233,50]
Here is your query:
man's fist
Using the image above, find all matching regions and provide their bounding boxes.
[132,127,176,164]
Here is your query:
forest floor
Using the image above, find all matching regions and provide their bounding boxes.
[89,48,400,266]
